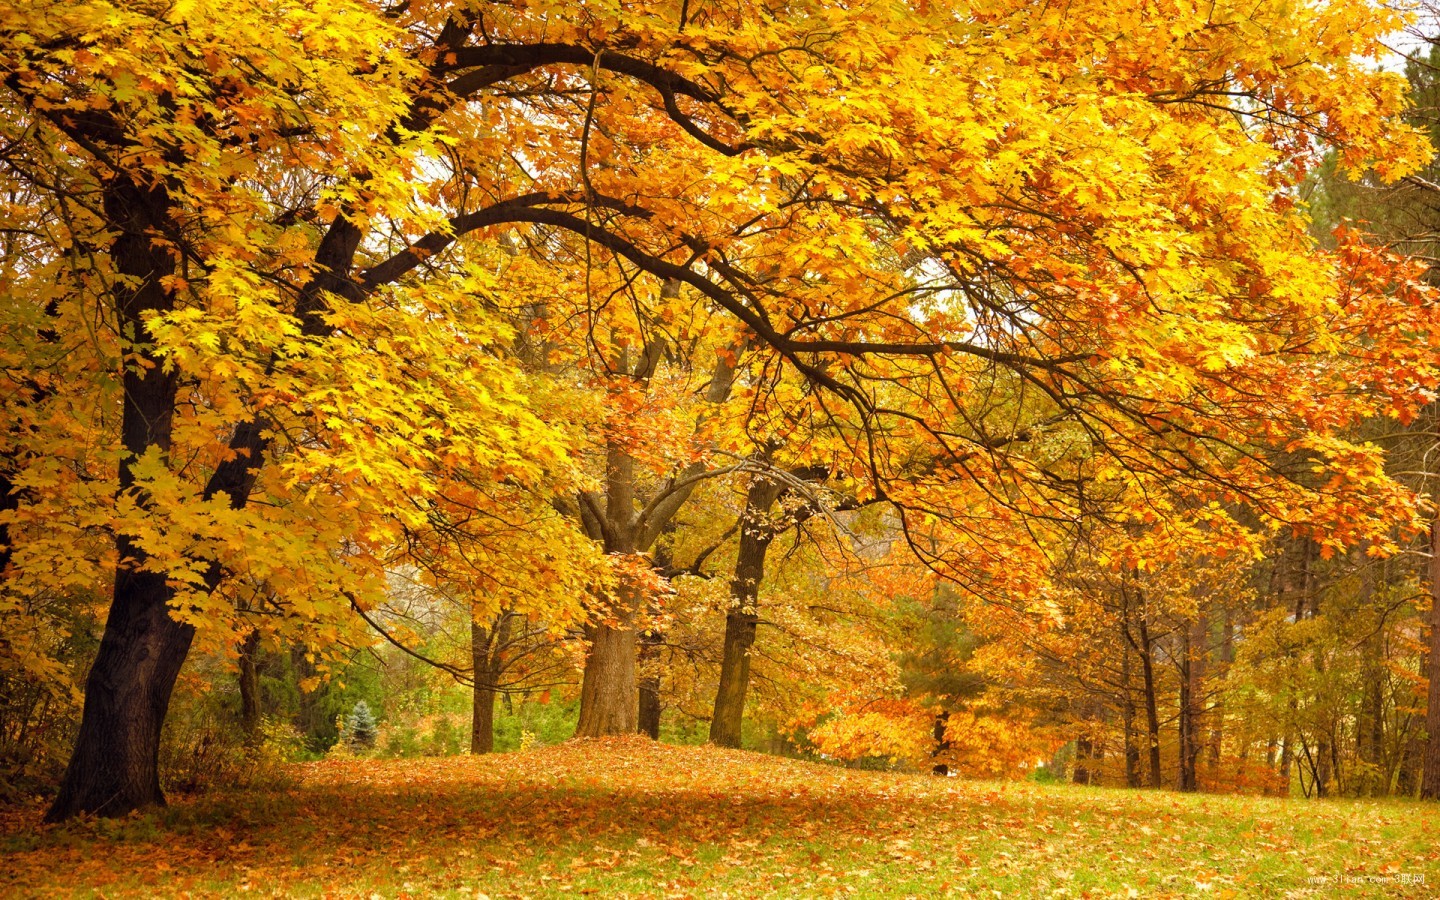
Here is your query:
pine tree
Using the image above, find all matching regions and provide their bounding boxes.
[346,701,377,751]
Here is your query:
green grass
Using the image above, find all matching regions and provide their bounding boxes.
[2,737,1436,897]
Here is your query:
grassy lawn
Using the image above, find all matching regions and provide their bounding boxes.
[1,737,1436,898]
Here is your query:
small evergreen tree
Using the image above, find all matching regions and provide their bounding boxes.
[345,701,377,750]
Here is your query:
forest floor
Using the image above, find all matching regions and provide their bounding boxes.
[1,737,1436,898]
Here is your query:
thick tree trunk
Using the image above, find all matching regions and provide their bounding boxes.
[576,617,638,736]
[471,619,496,754]
[471,613,513,753]
[471,680,497,754]
[574,442,645,738]
[710,610,758,748]
[1421,516,1440,799]
[47,175,189,822]
[710,478,782,748]
[238,629,262,741]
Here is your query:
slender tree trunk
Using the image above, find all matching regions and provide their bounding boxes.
[0,300,57,585]
[1207,612,1233,770]
[238,629,262,742]
[1279,736,1294,796]
[710,478,782,748]
[931,711,951,776]
[1178,616,1203,792]
[637,628,662,740]
[1073,735,1093,786]
[1122,644,1141,788]
[1138,616,1163,788]
[1178,637,1195,792]
[636,532,672,741]
[1421,515,1440,799]
[290,646,327,749]
[46,175,191,822]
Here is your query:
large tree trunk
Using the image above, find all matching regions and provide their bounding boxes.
[47,175,187,821]
[471,678,497,754]
[470,619,496,754]
[710,610,759,747]
[710,478,783,748]
[44,173,363,820]
[1421,515,1440,799]
[576,614,639,736]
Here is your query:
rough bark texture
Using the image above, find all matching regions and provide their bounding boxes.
[471,679,497,754]
[576,607,639,737]
[1421,516,1440,799]
[710,478,783,748]
[47,176,189,821]
[574,443,644,738]
[470,615,511,754]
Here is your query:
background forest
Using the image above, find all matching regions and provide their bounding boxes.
[4,0,1440,836]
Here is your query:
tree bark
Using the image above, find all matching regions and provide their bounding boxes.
[238,629,262,742]
[1207,611,1233,770]
[710,477,783,748]
[575,608,639,737]
[470,614,511,754]
[1421,515,1440,799]
[47,175,189,821]
[1073,735,1093,785]
[637,628,662,740]
[1177,616,1203,792]
[1121,641,1141,788]
[1138,615,1163,788]
[931,711,951,776]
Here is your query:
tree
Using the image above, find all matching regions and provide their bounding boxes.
[3,0,1435,820]
[345,700,378,751]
